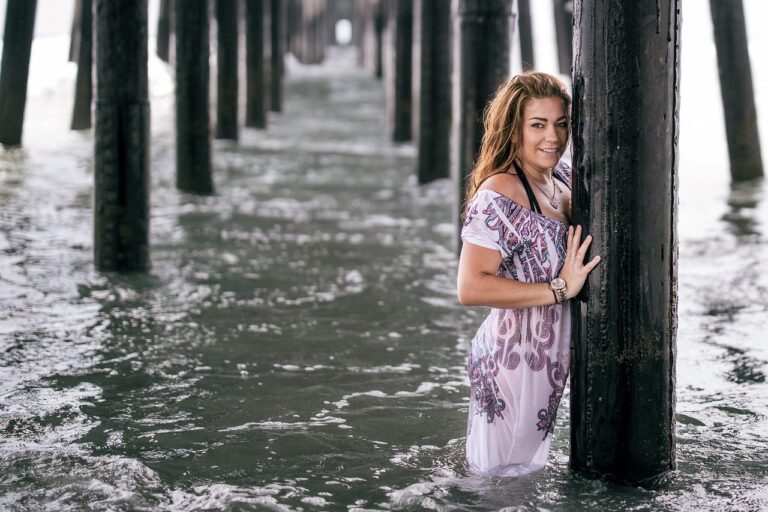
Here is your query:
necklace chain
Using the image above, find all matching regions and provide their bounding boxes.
[529,174,561,209]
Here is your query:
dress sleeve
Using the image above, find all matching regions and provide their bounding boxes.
[461,190,504,251]
[554,160,572,189]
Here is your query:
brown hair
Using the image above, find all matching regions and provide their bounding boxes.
[462,71,571,217]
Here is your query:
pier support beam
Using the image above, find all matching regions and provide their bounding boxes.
[93,0,150,271]
[176,0,213,194]
[71,0,92,130]
[709,0,763,181]
[0,0,37,147]
[157,0,172,63]
[553,0,573,75]
[451,0,512,242]
[246,0,267,128]
[270,0,283,112]
[570,0,680,482]
[386,0,413,142]
[69,0,81,63]
[216,0,239,140]
[414,0,451,183]
[517,0,534,71]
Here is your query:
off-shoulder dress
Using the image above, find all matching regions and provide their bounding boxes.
[460,162,571,476]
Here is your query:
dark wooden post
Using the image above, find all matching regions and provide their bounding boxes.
[0,0,37,147]
[71,0,92,130]
[387,0,413,142]
[216,0,239,140]
[373,0,384,79]
[353,0,367,65]
[451,0,512,242]
[93,0,150,271]
[270,0,283,111]
[287,0,302,62]
[69,0,82,62]
[710,0,764,181]
[553,0,573,74]
[415,0,450,183]
[245,0,267,128]
[175,0,213,194]
[517,0,534,71]
[570,0,680,482]
[157,0,172,62]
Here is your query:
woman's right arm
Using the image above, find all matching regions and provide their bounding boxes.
[457,225,601,309]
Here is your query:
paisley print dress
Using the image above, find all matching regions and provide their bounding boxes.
[461,163,571,476]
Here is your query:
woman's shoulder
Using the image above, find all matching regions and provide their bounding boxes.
[476,173,529,207]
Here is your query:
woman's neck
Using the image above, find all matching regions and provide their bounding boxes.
[515,159,553,186]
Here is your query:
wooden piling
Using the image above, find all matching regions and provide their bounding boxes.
[175,0,213,194]
[157,0,172,63]
[68,0,82,63]
[245,0,267,128]
[93,0,150,271]
[71,0,92,130]
[387,0,413,142]
[216,0,240,140]
[517,0,534,71]
[0,0,37,147]
[414,0,450,183]
[570,0,680,482]
[451,0,512,240]
[373,1,384,79]
[710,0,764,180]
[270,0,283,112]
[553,0,573,74]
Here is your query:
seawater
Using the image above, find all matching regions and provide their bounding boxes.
[2,22,768,512]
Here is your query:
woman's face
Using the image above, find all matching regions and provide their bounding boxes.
[515,96,568,174]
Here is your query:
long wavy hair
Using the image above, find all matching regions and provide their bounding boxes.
[462,72,571,218]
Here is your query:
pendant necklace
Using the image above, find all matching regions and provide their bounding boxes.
[530,176,562,209]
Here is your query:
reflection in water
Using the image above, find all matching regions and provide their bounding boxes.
[722,177,764,238]
[2,45,768,510]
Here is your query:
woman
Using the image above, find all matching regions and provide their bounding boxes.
[457,72,600,476]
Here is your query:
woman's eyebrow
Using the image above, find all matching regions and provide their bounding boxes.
[528,116,568,121]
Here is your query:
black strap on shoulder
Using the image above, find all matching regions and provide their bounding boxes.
[513,161,542,214]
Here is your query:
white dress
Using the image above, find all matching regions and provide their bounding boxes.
[460,164,571,476]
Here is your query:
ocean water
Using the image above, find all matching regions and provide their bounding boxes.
[2,2,768,510]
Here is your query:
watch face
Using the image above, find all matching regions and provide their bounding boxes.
[552,278,566,289]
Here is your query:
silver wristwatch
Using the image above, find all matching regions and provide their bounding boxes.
[549,277,568,304]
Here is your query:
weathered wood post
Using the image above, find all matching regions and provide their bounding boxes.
[353,0,368,65]
[414,0,450,183]
[270,0,283,112]
[71,0,92,130]
[709,0,764,181]
[216,0,239,140]
[287,0,303,62]
[175,0,213,194]
[386,0,413,142]
[553,0,573,74]
[93,0,150,271]
[69,0,82,62]
[570,0,681,482]
[451,0,512,242]
[157,0,172,63]
[0,0,37,147]
[373,0,384,79]
[246,0,267,128]
[517,0,534,71]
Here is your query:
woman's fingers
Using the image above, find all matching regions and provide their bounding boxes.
[585,255,602,272]
[576,234,592,260]
[567,226,575,256]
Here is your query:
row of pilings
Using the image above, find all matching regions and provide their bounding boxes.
[0,0,764,484]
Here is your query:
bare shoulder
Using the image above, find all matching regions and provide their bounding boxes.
[477,172,529,207]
